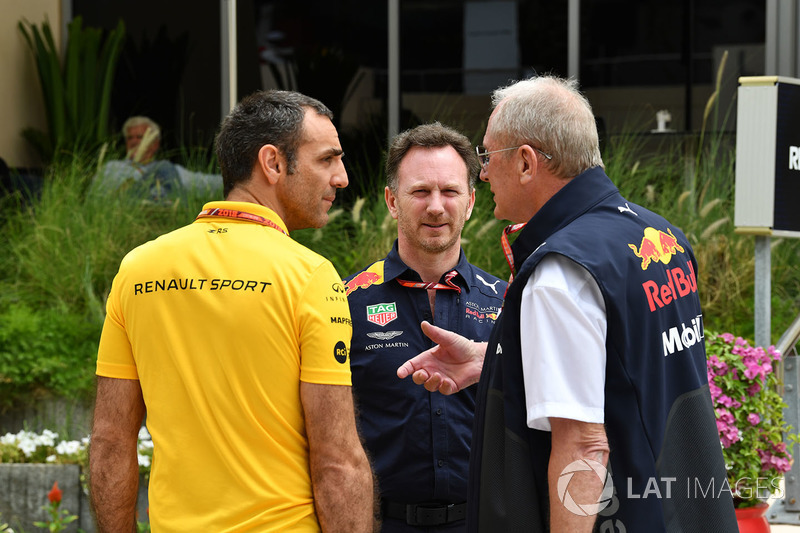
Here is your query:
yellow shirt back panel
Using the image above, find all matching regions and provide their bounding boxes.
[96,201,352,532]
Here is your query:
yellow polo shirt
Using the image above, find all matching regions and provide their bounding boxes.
[96,201,352,532]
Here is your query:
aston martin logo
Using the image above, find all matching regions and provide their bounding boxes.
[366,331,403,340]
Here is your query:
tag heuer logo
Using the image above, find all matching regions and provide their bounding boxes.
[366,302,397,326]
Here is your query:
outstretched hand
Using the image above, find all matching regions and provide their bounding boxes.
[396,321,487,395]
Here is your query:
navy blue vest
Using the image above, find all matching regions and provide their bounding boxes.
[467,167,737,532]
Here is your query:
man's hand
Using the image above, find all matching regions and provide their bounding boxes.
[396,321,487,394]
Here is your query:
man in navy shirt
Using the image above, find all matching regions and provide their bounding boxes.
[345,122,506,532]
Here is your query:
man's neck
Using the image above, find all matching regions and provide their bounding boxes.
[397,241,461,284]
[226,186,287,225]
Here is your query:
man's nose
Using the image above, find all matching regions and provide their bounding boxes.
[479,166,489,182]
[332,160,348,188]
[427,191,445,214]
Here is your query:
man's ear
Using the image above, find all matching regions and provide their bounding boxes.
[518,145,538,186]
[465,188,476,220]
[258,144,283,185]
[385,186,399,220]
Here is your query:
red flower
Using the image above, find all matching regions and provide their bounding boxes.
[48,481,62,504]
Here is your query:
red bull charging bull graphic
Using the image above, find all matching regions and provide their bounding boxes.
[345,261,385,296]
[628,227,685,270]
[629,227,697,312]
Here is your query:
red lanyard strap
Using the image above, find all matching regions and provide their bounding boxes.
[501,223,526,283]
[196,208,287,236]
[396,269,461,293]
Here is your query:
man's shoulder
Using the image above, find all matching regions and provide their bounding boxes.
[465,263,504,283]
[463,263,507,301]
[120,222,194,264]
[272,238,345,286]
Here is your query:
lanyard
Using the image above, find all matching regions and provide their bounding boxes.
[501,223,526,283]
[195,208,288,236]
[396,269,461,293]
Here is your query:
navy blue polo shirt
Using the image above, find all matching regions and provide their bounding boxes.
[345,241,505,506]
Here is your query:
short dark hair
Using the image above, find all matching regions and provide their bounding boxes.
[385,122,480,192]
[215,90,333,197]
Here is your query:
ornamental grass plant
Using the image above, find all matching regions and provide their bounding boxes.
[0,152,217,413]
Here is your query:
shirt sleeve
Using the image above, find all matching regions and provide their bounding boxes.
[96,273,139,380]
[520,254,607,431]
[296,261,354,386]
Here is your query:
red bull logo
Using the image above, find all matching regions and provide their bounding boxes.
[628,227,685,270]
[642,260,698,312]
[346,270,383,295]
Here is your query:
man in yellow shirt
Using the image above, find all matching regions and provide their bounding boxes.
[90,91,374,532]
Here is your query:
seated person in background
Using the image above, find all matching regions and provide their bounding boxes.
[94,116,182,200]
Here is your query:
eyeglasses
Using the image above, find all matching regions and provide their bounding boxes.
[475,145,553,168]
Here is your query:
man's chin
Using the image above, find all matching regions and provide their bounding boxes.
[419,237,459,255]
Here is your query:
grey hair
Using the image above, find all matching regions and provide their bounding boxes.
[122,116,161,140]
[490,75,604,178]
[385,122,480,192]
[214,90,333,197]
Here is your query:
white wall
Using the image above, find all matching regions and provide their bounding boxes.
[0,0,61,169]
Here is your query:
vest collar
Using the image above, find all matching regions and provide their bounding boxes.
[511,166,618,268]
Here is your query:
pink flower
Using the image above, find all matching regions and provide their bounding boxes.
[716,408,734,424]
[768,346,782,361]
[718,394,735,408]
[759,450,793,474]
[747,413,760,425]
[774,456,792,473]
[747,382,762,396]
[720,333,735,343]
[720,424,740,448]
[709,382,722,400]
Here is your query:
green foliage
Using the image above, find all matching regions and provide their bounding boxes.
[0,155,214,405]
[706,332,798,507]
[0,514,11,532]
[18,16,125,163]
[2,69,800,406]
[0,304,100,408]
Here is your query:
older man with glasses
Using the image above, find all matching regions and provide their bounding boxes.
[398,75,737,532]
